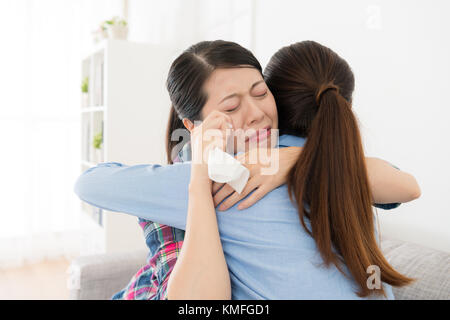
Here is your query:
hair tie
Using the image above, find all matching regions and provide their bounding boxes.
[315,83,339,105]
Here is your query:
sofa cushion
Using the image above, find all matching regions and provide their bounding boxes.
[381,238,450,300]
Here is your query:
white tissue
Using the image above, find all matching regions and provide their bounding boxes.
[207,147,250,194]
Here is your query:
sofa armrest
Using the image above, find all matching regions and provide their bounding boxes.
[68,250,147,300]
[381,238,450,300]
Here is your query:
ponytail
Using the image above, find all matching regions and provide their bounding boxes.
[165,105,187,164]
[287,85,414,297]
[265,41,414,297]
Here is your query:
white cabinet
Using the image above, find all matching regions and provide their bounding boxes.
[80,39,175,255]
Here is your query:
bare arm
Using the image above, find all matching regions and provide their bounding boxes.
[213,147,421,210]
[167,171,231,299]
[167,111,231,300]
[366,157,421,204]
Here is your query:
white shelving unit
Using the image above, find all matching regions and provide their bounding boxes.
[80,39,176,255]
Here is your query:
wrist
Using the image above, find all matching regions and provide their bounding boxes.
[277,147,302,182]
[190,164,212,189]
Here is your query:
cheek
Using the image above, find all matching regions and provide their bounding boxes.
[200,103,214,119]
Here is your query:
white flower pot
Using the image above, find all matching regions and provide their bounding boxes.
[82,93,89,108]
[108,25,128,40]
[95,149,103,163]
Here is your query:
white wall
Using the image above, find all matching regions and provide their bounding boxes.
[252,0,450,253]
[127,0,253,54]
[126,0,450,252]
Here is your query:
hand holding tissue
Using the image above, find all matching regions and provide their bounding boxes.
[207,147,250,194]
[188,110,248,193]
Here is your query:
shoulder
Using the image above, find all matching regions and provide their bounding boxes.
[278,134,306,148]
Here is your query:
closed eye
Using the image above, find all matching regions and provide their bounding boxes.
[225,105,239,113]
[255,91,268,98]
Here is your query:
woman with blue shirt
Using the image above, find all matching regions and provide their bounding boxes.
[74,40,420,299]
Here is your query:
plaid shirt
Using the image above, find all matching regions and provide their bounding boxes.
[111,219,185,300]
[111,146,189,300]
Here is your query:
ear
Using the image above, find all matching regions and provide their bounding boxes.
[182,118,194,132]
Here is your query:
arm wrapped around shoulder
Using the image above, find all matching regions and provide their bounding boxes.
[365,157,421,206]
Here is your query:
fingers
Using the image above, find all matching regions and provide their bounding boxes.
[192,112,233,139]
[236,185,269,210]
[212,182,225,195]
[217,178,260,211]
[210,110,233,123]
[234,151,247,163]
[213,183,234,207]
[202,111,233,130]
[198,111,234,153]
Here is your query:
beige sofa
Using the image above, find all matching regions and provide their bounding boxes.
[68,237,450,300]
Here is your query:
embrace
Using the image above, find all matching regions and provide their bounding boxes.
[74,40,421,300]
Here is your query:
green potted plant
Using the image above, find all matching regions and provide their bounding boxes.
[103,16,128,40]
[81,77,89,107]
[93,131,103,162]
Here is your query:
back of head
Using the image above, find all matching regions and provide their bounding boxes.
[265,41,354,137]
[165,40,262,163]
[265,41,413,297]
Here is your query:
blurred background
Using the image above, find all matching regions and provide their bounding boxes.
[0,0,448,299]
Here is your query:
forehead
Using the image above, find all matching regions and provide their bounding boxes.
[203,67,263,99]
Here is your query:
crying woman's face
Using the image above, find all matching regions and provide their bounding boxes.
[200,67,278,153]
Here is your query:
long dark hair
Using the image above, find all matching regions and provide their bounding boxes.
[265,41,414,297]
[165,40,262,163]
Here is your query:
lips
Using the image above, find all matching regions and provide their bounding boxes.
[246,126,271,144]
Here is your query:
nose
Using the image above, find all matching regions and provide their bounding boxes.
[244,97,265,128]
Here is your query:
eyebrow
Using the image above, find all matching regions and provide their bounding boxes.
[219,80,265,104]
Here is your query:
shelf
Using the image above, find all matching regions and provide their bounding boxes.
[79,40,174,253]
[81,110,104,164]
[81,160,97,167]
[81,201,103,227]
[81,106,105,113]
[81,39,108,62]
